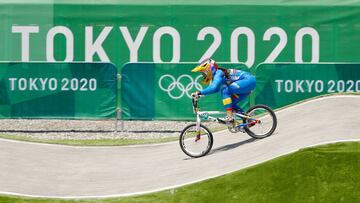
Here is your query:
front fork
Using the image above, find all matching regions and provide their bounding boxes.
[195,113,201,142]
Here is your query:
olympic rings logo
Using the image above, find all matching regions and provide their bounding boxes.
[158,74,203,99]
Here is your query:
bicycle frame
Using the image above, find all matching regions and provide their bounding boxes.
[192,96,258,133]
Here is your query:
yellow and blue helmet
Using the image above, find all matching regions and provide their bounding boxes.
[191,58,218,85]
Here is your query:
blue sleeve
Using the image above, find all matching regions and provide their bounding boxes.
[200,71,224,95]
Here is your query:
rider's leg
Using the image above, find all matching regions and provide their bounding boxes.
[221,76,256,121]
[231,94,248,113]
[221,87,234,121]
[227,76,256,112]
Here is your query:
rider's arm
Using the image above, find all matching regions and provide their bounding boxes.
[200,71,224,95]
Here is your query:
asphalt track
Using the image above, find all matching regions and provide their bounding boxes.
[0,95,359,199]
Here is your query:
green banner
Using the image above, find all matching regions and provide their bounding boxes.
[255,63,360,109]
[1,1,360,70]
[121,63,249,120]
[0,0,360,119]
[0,62,117,119]
[2,1,360,119]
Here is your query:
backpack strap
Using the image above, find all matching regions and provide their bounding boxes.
[218,67,231,80]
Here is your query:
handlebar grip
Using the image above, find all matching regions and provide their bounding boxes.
[191,93,198,98]
[192,94,204,113]
[191,93,203,99]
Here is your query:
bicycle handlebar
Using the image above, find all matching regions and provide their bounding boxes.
[191,94,204,113]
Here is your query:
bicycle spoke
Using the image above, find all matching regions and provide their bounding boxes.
[180,124,213,158]
[244,105,277,139]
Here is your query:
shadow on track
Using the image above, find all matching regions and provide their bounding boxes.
[210,137,257,155]
[183,137,258,160]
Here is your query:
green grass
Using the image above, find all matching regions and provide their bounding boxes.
[1,141,360,203]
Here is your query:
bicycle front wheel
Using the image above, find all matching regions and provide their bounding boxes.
[243,104,277,139]
[179,124,213,158]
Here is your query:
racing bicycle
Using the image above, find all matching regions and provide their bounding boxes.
[179,95,277,158]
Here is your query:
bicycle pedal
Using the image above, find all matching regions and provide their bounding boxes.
[238,127,245,133]
[228,125,245,133]
[228,126,237,133]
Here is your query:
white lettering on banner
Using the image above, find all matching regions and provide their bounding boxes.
[275,80,283,93]
[8,78,97,92]
[263,27,287,63]
[120,26,149,62]
[29,78,38,91]
[9,78,17,91]
[153,26,181,62]
[355,81,360,92]
[295,80,304,93]
[284,80,293,92]
[12,26,39,61]
[295,27,320,63]
[315,80,324,92]
[197,27,221,62]
[49,78,57,91]
[305,80,314,92]
[230,27,255,68]
[11,25,320,64]
[85,26,112,62]
[39,78,48,90]
[46,26,74,62]
[275,80,360,93]
[18,78,27,91]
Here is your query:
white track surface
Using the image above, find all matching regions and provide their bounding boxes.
[0,95,359,199]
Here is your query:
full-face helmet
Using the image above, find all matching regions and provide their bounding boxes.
[191,58,218,85]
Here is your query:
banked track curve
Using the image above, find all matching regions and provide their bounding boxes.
[0,95,359,198]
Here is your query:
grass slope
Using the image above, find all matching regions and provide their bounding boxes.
[1,141,360,203]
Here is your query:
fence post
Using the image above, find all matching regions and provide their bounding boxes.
[114,72,123,132]
[114,107,122,132]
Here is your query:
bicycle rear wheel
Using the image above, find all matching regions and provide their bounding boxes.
[179,124,213,158]
[243,104,277,139]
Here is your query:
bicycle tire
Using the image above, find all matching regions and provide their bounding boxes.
[243,104,277,139]
[179,123,213,158]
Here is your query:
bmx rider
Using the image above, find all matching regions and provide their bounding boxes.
[191,58,256,124]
